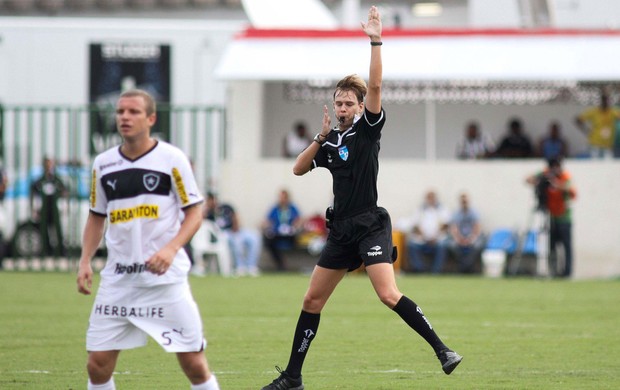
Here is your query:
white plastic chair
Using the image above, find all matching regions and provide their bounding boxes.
[191,220,233,276]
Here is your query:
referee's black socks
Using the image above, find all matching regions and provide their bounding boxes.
[392,295,447,355]
[285,310,320,378]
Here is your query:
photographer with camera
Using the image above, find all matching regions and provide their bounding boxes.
[526,158,577,278]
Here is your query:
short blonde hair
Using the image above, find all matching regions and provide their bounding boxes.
[120,89,156,115]
[333,74,367,103]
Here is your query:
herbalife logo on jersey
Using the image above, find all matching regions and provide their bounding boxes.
[143,173,160,191]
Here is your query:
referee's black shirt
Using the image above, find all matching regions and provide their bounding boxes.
[312,108,385,219]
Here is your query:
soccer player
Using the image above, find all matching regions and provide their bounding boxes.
[261,6,462,390]
[76,90,220,390]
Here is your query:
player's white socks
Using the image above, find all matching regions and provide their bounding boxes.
[191,374,219,390]
[88,378,115,390]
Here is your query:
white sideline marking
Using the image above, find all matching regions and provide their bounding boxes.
[370,369,417,374]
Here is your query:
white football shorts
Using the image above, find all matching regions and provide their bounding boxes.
[86,281,206,353]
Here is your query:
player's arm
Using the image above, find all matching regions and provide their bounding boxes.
[362,5,382,115]
[293,105,331,176]
[146,202,202,275]
[77,212,106,295]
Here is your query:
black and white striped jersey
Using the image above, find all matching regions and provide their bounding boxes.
[90,140,203,287]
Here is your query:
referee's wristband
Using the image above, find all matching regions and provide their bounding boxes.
[370,41,383,46]
[314,133,326,145]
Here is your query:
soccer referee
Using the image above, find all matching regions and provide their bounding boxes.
[261,6,462,390]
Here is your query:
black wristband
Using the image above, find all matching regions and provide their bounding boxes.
[370,41,383,46]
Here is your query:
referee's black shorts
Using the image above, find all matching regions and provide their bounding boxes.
[318,206,395,272]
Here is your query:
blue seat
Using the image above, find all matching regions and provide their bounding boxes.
[521,230,538,255]
[485,228,518,255]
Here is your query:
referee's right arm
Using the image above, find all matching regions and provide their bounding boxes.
[293,105,331,176]
[293,140,320,176]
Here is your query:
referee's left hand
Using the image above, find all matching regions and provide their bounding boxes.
[361,5,382,39]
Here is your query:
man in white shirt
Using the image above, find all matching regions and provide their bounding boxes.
[407,190,450,274]
[76,89,220,390]
[282,121,312,158]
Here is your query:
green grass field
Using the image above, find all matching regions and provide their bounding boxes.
[0,271,618,389]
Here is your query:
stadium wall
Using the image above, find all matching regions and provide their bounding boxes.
[0,17,245,106]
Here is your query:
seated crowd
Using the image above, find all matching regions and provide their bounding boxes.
[196,187,491,277]
[457,89,620,160]
[192,189,327,277]
[457,117,569,160]
[399,190,485,275]
[194,95,614,276]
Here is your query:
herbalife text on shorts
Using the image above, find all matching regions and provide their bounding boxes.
[94,304,164,318]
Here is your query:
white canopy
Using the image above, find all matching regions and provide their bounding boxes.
[215,28,620,82]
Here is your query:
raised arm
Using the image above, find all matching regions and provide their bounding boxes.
[361,5,383,114]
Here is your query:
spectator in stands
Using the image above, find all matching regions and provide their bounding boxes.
[455,121,495,159]
[494,118,534,158]
[538,121,569,160]
[407,190,450,274]
[526,158,577,278]
[283,121,313,158]
[30,156,68,256]
[205,192,261,276]
[261,189,303,271]
[575,89,620,159]
[448,193,485,274]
